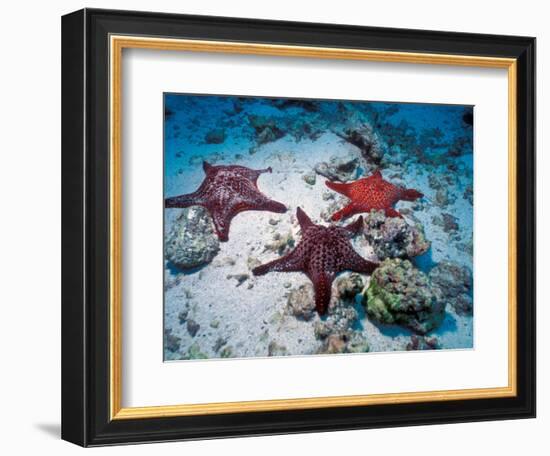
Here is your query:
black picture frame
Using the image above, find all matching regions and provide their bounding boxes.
[62,8,536,447]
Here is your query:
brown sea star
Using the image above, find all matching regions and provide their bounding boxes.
[325,170,423,221]
[253,207,377,314]
[165,161,287,241]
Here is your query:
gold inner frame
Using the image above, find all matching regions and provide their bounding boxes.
[109,35,518,420]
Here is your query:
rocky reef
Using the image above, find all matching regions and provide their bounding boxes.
[314,157,359,182]
[429,261,473,315]
[333,116,386,166]
[165,206,220,269]
[204,128,226,144]
[361,210,430,260]
[406,335,440,351]
[248,114,286,145]
[363,258,445,334]
[317,331,370,355]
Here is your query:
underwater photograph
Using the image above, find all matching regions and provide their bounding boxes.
[163,93,474,361]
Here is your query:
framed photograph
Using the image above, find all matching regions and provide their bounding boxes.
[61,8,535,446]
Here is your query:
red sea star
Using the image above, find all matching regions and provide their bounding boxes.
[165,161,287,241]
[325,170,423,221]
[253,208,377,315]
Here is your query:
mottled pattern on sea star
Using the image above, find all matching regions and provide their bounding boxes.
[325,170,424,221]
[253,208,377,315]
[165,161,287,241]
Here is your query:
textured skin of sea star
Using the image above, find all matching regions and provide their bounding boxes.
[165,161,287,241]
[253,207,377,315]
[325,170,423,221]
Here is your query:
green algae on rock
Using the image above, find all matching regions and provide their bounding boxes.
[363,258,445,334]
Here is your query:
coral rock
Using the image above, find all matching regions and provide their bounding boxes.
[363,258,445,334]
[220,346,233,358]
[268,341,288,357]
[335,272,365,301]
[429,261,473,315]
[362,210,430,260]
[317,331,369,354]
[213,337,227,352]
[345,332,370,353]
[463,185,473,205]
[287,283,316,320]
[273,98,320,112]
[186,319,200,337]
[164,329,181,353]
[437,213,459,233]
[334,122,385,164]
[314,301,359,339]
[302,171,317,186]
[248,114,286,145]
[226,273,249,287]
[314,157,359,183]
[165,206,220,269]
[322,334,348,354]
[406,335,440,351]
[204,128,226,144]
[187,343,208,359]
[264,230,295,256]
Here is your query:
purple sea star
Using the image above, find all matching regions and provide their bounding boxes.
[165,161,287,241]
[253,207,378,314]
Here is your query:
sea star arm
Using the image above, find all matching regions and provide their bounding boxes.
[342,215,364,236]
[236,190,287,215]
[342,249,378,274]
[202,161,216,175]
[259,198,287,213]
[372,169,383,179]
[384,207,403,218]
[399,187,424,201]
[222,164,274,185]
[296,207,314,231]
[246,166,273,184]
[325,180,352,197]
[208,207,232,242]
[208,198,284,242]
[252,249,305,276]
[307,270,335,315]
[331,203,361,222]
[247,194,287,214]
[165,191,204,208]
